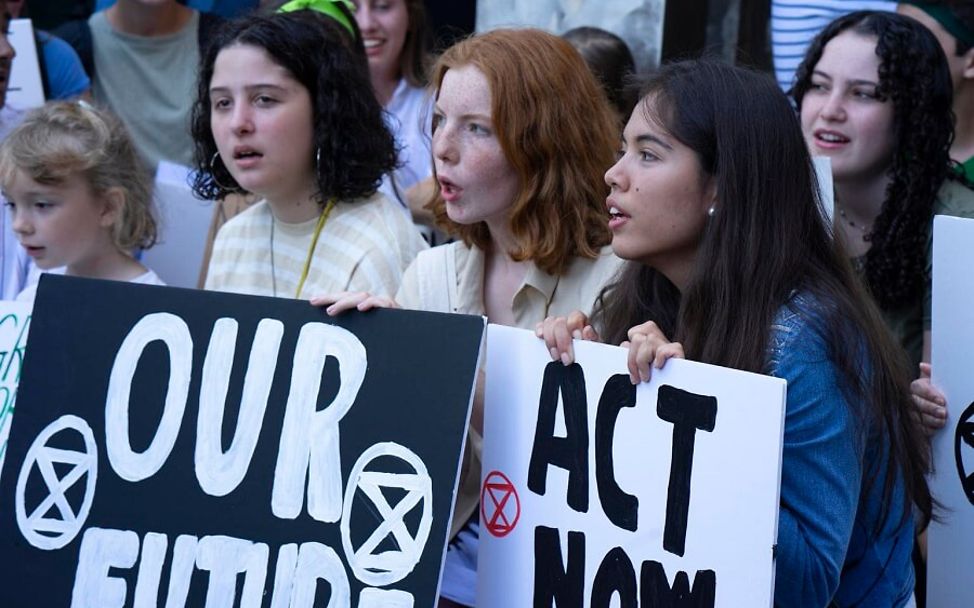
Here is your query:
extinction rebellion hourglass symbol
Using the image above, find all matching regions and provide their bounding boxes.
[481,470,520,538]
[956,401,974,506]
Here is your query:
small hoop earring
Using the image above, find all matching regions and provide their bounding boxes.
[209,151,238,192]
[707,205,716,217]
[315,147,321,169]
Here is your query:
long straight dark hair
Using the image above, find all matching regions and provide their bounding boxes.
[595,60,932,528]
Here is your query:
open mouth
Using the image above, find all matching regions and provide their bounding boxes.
[438,177,462,201]
[608,206,629,220]
[814,130,849,145]
[233,147,262,160]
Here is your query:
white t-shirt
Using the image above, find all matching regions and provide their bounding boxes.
[377,79,433,208]
[15,269,165,304]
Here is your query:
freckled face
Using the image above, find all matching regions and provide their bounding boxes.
[431,65,520,230]
[604,101,713,280]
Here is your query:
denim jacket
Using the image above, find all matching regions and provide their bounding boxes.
[766,294,914,608]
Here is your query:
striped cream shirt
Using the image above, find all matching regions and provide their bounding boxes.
[204,193,428,299]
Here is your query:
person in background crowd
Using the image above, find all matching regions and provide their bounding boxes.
[0,101,163,303]
[194,9,425,299]
[793,12,974,603]
[898,0,974,183]
[792,10,974,377]
[351,0,433,212]
[541,59,930,608]
[314,28,624,607]
[562,25,637,122]
[7,0,91,100]
[55,0,223,171]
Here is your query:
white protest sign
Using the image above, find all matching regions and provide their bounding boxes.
[0,301,31,476]
[6,19,45,109]
[926,214,974,608]
[479,324,786,607]
[812,156,834,225]
[141,161,215,288]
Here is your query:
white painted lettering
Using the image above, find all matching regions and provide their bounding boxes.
[272,323,366,522]
[196,535,269,608]
[105,313,192,482]
[196,318,283,497]
[70,527,139,608]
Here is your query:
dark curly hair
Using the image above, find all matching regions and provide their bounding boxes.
[190,9,398,204]
[790,11,954,311]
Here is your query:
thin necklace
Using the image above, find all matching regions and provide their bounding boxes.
[270,199,336,298]
[836,203,872,242]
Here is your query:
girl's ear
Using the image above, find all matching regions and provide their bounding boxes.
[99,187,126,229]
[963,46,974,81]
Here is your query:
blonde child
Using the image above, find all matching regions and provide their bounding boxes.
[0,101,162,302]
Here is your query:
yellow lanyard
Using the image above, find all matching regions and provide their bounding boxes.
[293,199,335,299]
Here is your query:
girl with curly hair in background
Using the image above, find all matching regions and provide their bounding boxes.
[792,10,974,371]
[192,8,426,299]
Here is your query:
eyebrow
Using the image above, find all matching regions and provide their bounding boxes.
[811,70,878,87]
[634,133,673,150]
[208,83,289,95]
[432,106,492,122]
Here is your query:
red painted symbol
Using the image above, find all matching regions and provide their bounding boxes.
[481,470,520,538]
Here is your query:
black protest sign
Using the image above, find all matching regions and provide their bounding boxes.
[0,274,484,608]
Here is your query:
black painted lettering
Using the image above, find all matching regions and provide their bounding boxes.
[640,560,716,607]
[595,374,639,532]
[528,362,589,512]
[534,526,584,607]
[657,385,717,557]
[590,547,637,608]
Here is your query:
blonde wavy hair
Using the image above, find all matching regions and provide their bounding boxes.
[0,101,157,251]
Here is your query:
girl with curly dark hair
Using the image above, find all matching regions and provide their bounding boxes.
[541,59,930,607]
[191,9,426,299]
[791,10,974,371]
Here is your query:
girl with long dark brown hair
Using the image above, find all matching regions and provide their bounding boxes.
[541,60,931,607]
